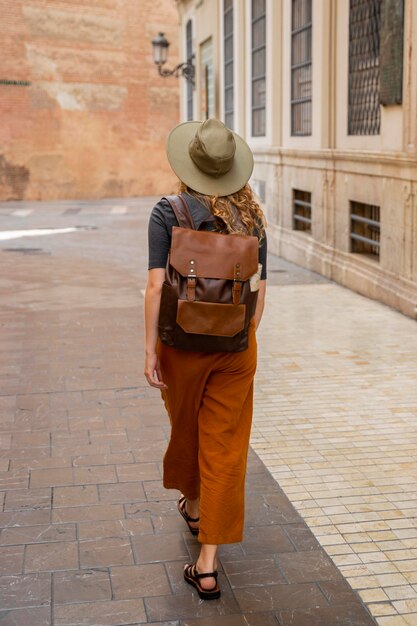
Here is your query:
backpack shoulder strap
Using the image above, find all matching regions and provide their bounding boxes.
[163,194,195,229]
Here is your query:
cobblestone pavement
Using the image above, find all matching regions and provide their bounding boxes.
[0,195,409,625]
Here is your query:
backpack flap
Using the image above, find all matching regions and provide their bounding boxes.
[170,227,259,280]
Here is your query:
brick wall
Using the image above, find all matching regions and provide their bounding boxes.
[0,0,180,200]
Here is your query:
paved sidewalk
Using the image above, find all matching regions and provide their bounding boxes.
[252,282,417,626]
[0,195,391,625]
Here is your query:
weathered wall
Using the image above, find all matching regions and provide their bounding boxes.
[0,0,180,200]
[177,0,417,319]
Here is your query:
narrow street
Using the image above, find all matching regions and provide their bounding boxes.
[1,196,416,625]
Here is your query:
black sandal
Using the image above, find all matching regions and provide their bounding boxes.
[183,563,221,600]
[178,494,199,536]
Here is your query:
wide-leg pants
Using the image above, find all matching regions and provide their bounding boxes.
[157,320,257,545]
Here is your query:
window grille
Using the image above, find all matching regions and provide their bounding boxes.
[293,189,312,232]
[186,20,193,121]
[251,0,266,136]
[350,201,380,259]
[291,0,312,136]
[348,0,381,135]
[224,0,234,129]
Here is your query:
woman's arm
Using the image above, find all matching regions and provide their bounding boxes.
[253,279,266,331]
[144,268,167,389]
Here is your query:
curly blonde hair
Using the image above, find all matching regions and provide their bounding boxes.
[178,182,267,241]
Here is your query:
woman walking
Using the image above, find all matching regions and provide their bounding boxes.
[144,118,267,600]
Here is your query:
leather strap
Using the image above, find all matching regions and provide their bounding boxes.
[163,194,195,229]
[195,569,218,580]
[233,262,242,305]
[186,277,196,302]
[232,281,242,305]
[197,215,217,230]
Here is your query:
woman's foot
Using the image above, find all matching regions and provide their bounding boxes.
[183,562,220,599]
[185,499,199,531]
[184,543,219,595]
[178,495,199,534]
[195,556,218,591]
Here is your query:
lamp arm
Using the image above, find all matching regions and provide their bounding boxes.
[157,61,195,86]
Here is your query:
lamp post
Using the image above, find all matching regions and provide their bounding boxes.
[151,32,195,87]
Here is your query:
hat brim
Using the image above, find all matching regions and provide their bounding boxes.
[166,121,254,197]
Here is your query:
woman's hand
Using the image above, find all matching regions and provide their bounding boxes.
[144,352,167,389]
[253,279,266,331]
[144,268,166,389]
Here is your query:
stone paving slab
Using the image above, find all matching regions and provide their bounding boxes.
[0,197,378,625]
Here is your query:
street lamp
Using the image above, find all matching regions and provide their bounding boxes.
[151,32,195,87]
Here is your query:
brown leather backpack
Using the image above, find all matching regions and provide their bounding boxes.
[158,194,260,352]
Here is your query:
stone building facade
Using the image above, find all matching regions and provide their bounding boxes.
[0,0,179,200]
[176,0,417,319]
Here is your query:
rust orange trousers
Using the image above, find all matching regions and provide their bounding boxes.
[158,321,257,545]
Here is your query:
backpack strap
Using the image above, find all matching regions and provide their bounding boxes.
[163,194,195,229]
[197,215,218,230]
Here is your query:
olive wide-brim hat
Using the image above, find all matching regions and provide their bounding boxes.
[166,118,254,197]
